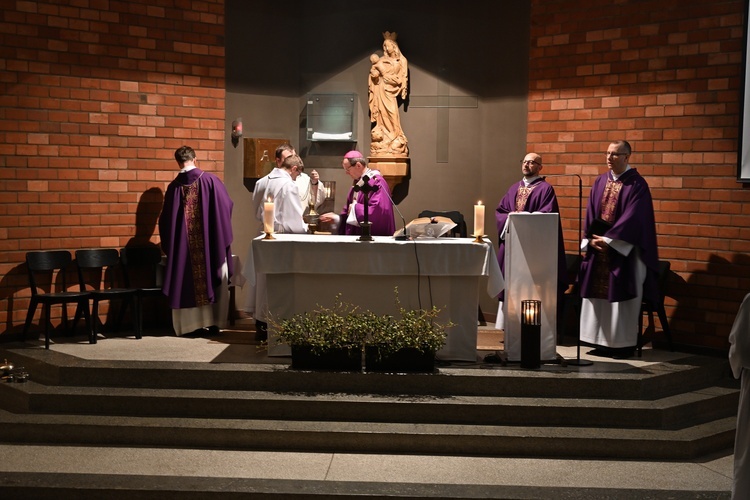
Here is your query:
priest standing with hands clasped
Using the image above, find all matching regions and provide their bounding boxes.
[578,140,659,360]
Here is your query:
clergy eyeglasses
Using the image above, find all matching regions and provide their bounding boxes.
[521,159,541,166]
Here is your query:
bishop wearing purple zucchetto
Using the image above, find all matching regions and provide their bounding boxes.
[319,151,395,237]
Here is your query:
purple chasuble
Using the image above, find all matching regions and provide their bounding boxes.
[495,178,568,301]
[337,172,396,236]
[159,168,234,309]
[579,168,659,303]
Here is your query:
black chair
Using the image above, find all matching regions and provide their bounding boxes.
[417,210,468,238]
[75,248,140,342]
[637,260,674,356]
[23,250,92,349]
[120,246,164,335]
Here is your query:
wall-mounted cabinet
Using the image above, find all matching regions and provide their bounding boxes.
[306,93,357,142]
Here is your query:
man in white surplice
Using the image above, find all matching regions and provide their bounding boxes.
[250,154,309,341]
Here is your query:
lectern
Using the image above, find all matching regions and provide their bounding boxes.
[503,212,559,362]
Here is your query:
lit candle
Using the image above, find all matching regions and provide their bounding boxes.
[524,306,534,324]
[474,201,485,237]
[263,197,274,234]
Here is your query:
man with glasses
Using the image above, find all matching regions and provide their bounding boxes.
[319,151,395,236]
[494,153,567,328]
[579,140,659,359]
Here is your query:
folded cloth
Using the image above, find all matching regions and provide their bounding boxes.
[311,132,353,140]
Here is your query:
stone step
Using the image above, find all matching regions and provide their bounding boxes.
[0,379,739,430]
[1,347,733,400]
[0,471,732,500]
[0,408,735,460]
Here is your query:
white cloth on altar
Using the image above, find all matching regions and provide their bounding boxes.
[729,293,750,499]
[172,260,229,336]
[248,234,503,361]
[499,213,558,361]
[579,246,645,349]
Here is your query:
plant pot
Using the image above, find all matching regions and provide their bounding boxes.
[291,345,362,371]
[364,346,436,373]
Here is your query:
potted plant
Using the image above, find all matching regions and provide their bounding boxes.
[271,295,371,371]
[364,289,451,373]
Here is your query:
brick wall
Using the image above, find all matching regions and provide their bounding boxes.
[529,0,748,350]
[0,0,225,336]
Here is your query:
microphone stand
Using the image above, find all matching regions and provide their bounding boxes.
[561,173,592,367]
[381,184,410,241]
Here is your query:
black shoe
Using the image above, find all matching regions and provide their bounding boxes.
[484,353,503,364]
[611,347,635,360]
[255,320,268,342]
[587,348,609,357]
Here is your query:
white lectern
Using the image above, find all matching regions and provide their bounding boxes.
[503,212,558,361]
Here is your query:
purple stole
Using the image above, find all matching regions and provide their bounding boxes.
[590,177,624,299]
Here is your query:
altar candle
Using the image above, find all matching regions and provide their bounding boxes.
[263,197,274,234]
[474,201,485,237]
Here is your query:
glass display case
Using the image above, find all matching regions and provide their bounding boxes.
[305,93,357,142]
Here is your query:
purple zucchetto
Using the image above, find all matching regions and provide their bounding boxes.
[344,150,364,159]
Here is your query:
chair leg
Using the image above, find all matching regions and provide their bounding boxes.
[61,300,69,335]
[657,304,673,351]
[80,300,93,344]
[22,299,38,340]
[44,303,51,350]
[71,302,84,335]
[90,300,99,344]
[133,297,142,340]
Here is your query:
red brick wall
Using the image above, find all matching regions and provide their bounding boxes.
[529,0,747,350]
[0,0,225,335]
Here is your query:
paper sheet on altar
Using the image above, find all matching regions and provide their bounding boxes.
[503,212,559,361]
[393,216,457,239]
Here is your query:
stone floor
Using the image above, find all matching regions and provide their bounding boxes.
[0,317,737,499]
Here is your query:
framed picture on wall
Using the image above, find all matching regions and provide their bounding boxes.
[739,0,750,181]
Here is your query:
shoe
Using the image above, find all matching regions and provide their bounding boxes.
[255,320,268,342]
[611,347,635,360]
[586,348,609,357]
[484,353,503,364]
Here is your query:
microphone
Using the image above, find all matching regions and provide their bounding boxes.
[380,181,410,241]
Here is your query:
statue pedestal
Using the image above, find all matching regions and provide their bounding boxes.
[368,156,410,191]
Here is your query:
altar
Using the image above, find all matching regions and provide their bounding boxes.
[249,234,504,362]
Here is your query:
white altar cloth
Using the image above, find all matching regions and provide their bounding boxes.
[249,234,503,361]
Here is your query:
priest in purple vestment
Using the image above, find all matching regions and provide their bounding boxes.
[495,152,568,304]
[319,151,395,237]
[579,140,659,359]
[159,146,234,336]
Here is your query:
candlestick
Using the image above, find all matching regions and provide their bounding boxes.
[474,201,485,241]
[263,197,274,237]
